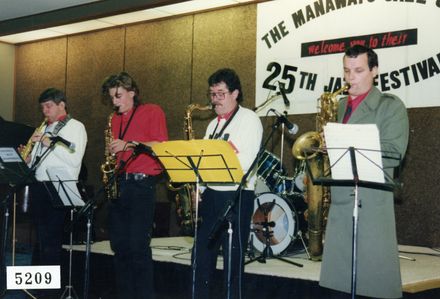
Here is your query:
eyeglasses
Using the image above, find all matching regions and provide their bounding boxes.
[207,91,231,99]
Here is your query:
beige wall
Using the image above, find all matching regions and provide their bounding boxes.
[11,4,440,247]
[0,42,15,121]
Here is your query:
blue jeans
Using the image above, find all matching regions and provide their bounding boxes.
[108,176,157,299]
[192,188,254,299]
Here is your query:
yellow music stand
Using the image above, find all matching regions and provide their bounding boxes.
[152,139,244,299]
[152,139,243,184]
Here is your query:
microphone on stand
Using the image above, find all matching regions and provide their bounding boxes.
[254,221,276,228]
[49,135,76,150]
[132,142,155,157]
[269,109,299,135]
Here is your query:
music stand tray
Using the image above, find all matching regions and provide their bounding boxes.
[152,139,243,184]
[308,123,401,190]
[44,167,85,208]
[0,147,35,185]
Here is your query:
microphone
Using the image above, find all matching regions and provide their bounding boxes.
[49,135,76,150]
[132,142,155,157]
[113,106,121,115]
[278,82,291,108]
[269,109,299,135]
[254,221,276,228]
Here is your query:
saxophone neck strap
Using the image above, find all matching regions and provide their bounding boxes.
[209,105,240,140]
[52,114,72,135]
[118,106,138,140]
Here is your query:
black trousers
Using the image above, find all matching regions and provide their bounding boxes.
[192,188,254,299]
[108,176,156,299]
[29,182,68,266]
[29,182,68,298]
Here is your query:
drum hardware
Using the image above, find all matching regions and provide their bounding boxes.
[250,193,308,255]
[247,234,256,260]
[245,194,304,268]
[293,160,307,192]
[256,150,287,193]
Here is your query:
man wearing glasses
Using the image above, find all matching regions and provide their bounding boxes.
[191,68,263,299]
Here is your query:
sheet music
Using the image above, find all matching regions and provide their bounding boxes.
[0,147,22,162]
[46,167,85,206]
[323,122,385,183]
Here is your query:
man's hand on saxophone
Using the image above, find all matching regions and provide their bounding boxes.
[18,131,50,164]
[17,144,32,164]
[31,131,51,147]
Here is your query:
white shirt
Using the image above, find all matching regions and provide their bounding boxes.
[30,118,87,181]
[204,105,263,191]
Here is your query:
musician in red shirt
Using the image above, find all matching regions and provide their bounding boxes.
[101,72,168,299]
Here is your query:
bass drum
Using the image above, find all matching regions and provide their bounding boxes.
[250,193,304,255]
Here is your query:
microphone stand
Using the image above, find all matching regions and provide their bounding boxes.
[253,94,281,113]
[279,122,285,172]
[349,147,360,299]
[60,208,79,299]
[207,114,301,297]
[0,140,57,297]
[208,113,298,239]
[71,153,134,299]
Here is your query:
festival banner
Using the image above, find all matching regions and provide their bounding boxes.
[256,0,440,115]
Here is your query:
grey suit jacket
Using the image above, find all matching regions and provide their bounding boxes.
[320,86,409,298]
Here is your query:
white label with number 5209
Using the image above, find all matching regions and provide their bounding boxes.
[6,266,60,289]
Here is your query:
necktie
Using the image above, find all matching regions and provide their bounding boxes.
[342,100,353,124]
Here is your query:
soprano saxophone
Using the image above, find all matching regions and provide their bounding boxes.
[20,118,47,160]
[19,118,47,213]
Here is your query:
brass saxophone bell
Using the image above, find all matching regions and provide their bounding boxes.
[290,83,349,260]
[291,131,321,160]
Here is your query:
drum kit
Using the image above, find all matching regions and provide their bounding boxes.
[250,150,308,257]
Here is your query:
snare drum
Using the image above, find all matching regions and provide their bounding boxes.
[250,193,301,255]
[273,175,296,196]
[257,151,286,192]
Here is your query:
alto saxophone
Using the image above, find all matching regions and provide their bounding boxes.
[291,84,349,260]
[171,103,212,235]
[20,118,48,160]
[101,113,118,200]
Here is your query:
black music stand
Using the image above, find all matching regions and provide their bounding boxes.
[0,147,35,296]
[68,153,136,299]
[44,167,85,299]
[152,139,243,299]
[305,140,401,299]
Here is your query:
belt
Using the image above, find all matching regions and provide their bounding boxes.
[118,172,152,181]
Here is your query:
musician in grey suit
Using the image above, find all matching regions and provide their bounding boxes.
[319,45,409,298]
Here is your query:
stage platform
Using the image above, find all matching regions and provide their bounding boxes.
[64,236,440,294]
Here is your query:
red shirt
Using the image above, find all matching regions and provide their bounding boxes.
[348,89,370,114]
[111,104,168,175]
